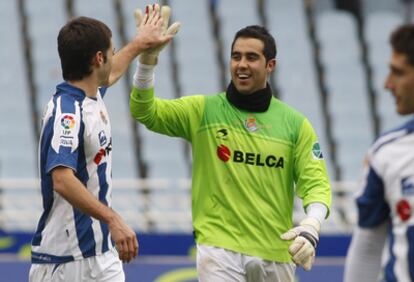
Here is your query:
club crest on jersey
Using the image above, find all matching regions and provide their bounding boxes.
[244,115,258,132]
[396,199,411,222]
[311,142,324,160]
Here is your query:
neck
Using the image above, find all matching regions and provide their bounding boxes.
[226,82,272,112]
[67,76,99,98]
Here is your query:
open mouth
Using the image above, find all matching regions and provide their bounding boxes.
[237,73,251,81]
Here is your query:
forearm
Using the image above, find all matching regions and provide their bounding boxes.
[108,42,143,86]
[52,168,115,224]
[344,223,387,282]
[130,86,157,126]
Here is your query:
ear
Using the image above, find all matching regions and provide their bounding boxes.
[266,58,276,73]
[92,51,105,66]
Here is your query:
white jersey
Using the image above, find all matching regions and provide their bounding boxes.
[32,82,114,264]
[356,117,414,281]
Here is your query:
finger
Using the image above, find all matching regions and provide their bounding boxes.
[303,257,314,271]
[280,230,297,241]
[133,236,139,258]
[166,22,181,36]
[288,240,304,256]
[134,9,143,27]
[116,241,125,261]
[160,6,171,32]
[120,240,129,262]
[126,236,135,262]
[292,244,313,264]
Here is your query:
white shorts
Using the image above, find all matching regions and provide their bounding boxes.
[197,244,296,282]
[29,249,124,282]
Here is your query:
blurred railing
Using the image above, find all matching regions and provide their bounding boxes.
[0,178,359,234]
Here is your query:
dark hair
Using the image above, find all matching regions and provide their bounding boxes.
[231,25,277,62]
[390,24,414,67]
[58,16,112,81]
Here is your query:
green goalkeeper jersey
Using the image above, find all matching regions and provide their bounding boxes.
[130,87,331,262]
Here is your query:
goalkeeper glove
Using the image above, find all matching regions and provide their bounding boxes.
[134,4,180,65]
[280,217,320,271]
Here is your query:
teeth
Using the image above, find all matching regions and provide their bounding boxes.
[238,74,249,79]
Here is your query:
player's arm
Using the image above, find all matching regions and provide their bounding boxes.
[281,118,331,270]
[107,4,174,86]
[51,166,138,263]
[343,223,387,282]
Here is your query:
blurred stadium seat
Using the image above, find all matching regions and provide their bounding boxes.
[317,10,373,181]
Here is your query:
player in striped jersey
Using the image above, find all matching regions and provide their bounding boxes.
[344,24,414,282]
[29,9,174,282]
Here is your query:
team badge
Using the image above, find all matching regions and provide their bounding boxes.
[244,115,258,132]
[312,142,324,160]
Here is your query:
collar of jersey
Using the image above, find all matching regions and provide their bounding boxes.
[226,82,272,112]
[55,82,96,100]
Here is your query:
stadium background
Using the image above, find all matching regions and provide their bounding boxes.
[0,0,411,281]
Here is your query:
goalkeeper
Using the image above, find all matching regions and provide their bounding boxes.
[131,5,331,281]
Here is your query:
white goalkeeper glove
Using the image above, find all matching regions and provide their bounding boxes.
[134,4,180,65]
[280,217,320,271]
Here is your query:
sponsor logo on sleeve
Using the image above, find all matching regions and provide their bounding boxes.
[99,130,107,146]
[311,142,324,160]
[59,114,76,147]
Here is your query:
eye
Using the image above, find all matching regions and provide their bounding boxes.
[231,53,241,60]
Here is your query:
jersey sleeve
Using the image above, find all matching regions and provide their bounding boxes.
[294,118,331,213]
[356,162,390,227]
[130,86,205,141]
[44,95,81,173]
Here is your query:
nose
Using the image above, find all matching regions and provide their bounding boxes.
[238,57,248,68]
[384,74,393,91]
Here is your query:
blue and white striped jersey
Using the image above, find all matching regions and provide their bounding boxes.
[357,117,414,282]
[31,82,114,264]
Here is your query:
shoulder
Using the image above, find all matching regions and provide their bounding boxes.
[269,98,306,121]
[370,118,414,155]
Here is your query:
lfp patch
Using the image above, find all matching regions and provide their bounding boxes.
[61,114,75,129]
[312,142,324,160]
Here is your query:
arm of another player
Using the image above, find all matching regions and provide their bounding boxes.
[52,166,138,263]
[107,4,174,86]
[343,222,387,282]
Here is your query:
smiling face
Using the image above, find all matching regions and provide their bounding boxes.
[384,51,414,115]
[230,37,276,95]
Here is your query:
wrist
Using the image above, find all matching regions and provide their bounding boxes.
[139,54,158,65]
[133,61,155,89]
